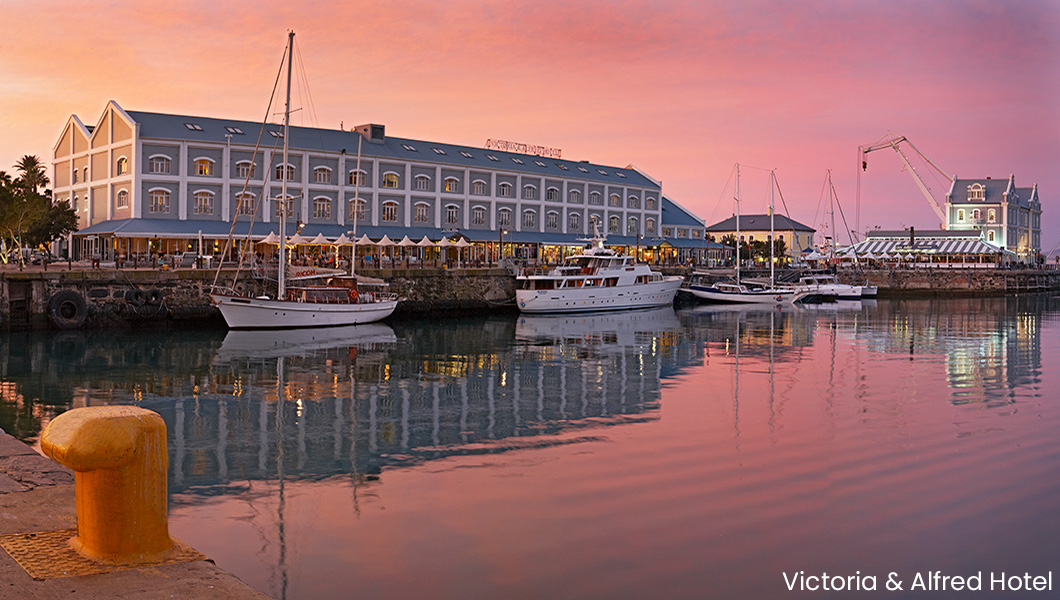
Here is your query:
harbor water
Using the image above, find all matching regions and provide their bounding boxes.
[1,296,1057,598]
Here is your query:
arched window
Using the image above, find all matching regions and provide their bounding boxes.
[194,158,215,176]
[522,185,537,200]
[471,206,486,225]
[444,177,461,193]
[313,166,332,184]
[988,209,996,223]
[193,190,214,215]
[415,175,432,191]
[627,216,638,234]
[348,170,367,186]
[414,202,430,223]
[609,194,621,207]
[149,189,170,213]
[236,160,255,179]
[522,209,536,228]
[546,187,560,202]
[472,180,487,195]
[116,189,129,209]
[646,218,656,234]
[568,189,581,204]
[972,209,981,221]
[589,191,602,205]
[275,164,295,181]
[149,155,171,174]
[348,198,366,221]
[608,215,620,233]
[498,182,513,198]
[646,197,656,210]
[546,211,559,229]
[627,195,639,209]
[273,195,295,218]
[313,196,332,219]
[382,172,400,189]
[568,212,581,232]
[381,201,399,221]
[498,208,512,227]
[236,192,254,216]
[445,204,460,225]
[116,156,129,175]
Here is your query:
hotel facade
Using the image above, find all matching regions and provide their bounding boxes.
[52,101,710,264]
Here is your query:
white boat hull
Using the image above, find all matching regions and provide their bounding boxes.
[211,294,399,329]
[515,277,683,314]
[683,284,799,304]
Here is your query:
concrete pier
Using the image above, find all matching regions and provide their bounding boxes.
[0,428,271,599]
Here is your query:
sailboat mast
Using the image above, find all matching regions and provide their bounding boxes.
[829,170,837,263]
[735,163,740,286]
[277,30,294,298]
[769,170,775,288]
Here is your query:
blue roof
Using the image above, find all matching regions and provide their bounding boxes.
[705,213,814,232]
[661,196,705,228]
[125,110,659,189]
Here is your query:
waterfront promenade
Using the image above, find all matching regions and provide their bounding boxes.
[0,427,270,599]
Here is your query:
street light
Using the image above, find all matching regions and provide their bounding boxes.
[499,228,508,263]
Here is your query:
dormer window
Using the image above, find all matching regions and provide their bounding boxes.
[967,183,985,201]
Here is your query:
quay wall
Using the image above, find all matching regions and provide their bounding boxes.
[0,266,516,331]
[2,265,1058,331]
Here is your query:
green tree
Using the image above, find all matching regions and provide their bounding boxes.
[0,156,75,264]
[14,155,49,193]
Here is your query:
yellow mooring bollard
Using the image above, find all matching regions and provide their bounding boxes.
[41,405,174,564]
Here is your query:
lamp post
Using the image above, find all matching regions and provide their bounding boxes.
[498,228,508,264]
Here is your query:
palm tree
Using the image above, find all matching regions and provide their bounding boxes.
[15,155,49,193]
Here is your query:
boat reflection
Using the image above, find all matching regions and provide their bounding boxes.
[213,323,397,364]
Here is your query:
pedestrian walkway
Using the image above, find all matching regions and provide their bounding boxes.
[0,429,270,599]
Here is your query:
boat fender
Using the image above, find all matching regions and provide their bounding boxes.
[125,289,146,306]
[48,290,88,330]
[348,289,358,302]
[145,289,163,305]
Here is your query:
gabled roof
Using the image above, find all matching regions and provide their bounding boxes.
[705,214,814,232]
[948,175,1038,208]
[123,107,659,188]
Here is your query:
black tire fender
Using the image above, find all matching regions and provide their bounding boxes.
[48,290,88,330]
[146,288,163,305]
[126,288,146,306]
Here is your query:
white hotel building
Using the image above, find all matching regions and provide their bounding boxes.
[52,101,711,263]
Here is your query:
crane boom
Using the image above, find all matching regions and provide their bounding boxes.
[860,135,951,228]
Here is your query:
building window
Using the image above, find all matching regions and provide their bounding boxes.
[348,170,367,186]
[460,151,474,159]
[313,167,332,184]
[568,212,581,231]
[149,189,170,213]
[274,196,294,219]
[236,193,254,216]
[472,180,487,195]
[401,144,417,152]
[627,195,639,209]
[414,203,430,223]
[988,209,996,223]
[116,157,129,175]
[236,161,256,179]
[523,210,536,229]
[444,177,461,193]
[194,158,215,176]
[432,148,446,155]
[83,166,88,181]
[568,189,581,204]
[194,190,214,215]
[415,175,431,191]
[957,209,965,222]
[382,173,399,188]
[609,215,620,233]
[498,182,513,198]
[72,169,79,184]
[472,206,486,225]
[522,185,537,200]
[589,191,602,205]
[313,196,331,219]
[988,230,996,242]
[225,126,244,135]
[445,204,459,225]
[646,197,656,210]
[627,217,638,234]
[972,209,981,221]
[609,194,621,207]
[486,154,499,162]
[663,227,673,237]
[381,201,398,222]
[511,157,524,165]
[546,187,560,202]
[116,189,129,209]
[498,208,512,227]
[677,228,687,238]
[546,211,559,230]
[348,199,366,221]
[72,195,78,210]
[646,218,656,234]
[275,164,295,181]
[968,183,985,201]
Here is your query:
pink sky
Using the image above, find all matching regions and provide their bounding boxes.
[2,0,1057,251]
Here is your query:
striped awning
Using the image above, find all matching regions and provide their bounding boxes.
[842,236,1008,256]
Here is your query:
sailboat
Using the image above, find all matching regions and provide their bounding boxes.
[684,165,801,304]
[210,32,401,329]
